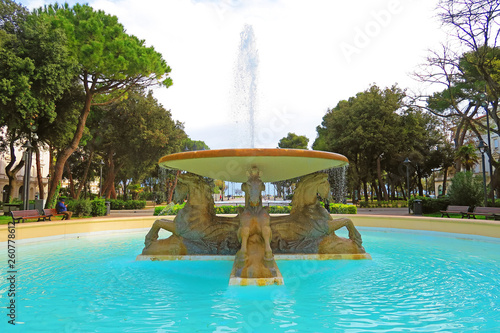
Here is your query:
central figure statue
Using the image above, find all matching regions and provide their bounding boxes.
[234,167,276,279]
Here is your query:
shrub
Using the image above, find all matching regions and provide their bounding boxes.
[408,196,451,214]
[67,199,92,217]
[268,205,292,214]
[359,201,369,208]
[109,199,125,210]
[91,199,107,217]
[123,200,146,210]
[329,203,357,214]
[108,199,146,210]
[447,171,483,207]
[154,203,186,216]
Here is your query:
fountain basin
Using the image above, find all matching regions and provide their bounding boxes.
[3,224,500,331]
[158,148,348,182]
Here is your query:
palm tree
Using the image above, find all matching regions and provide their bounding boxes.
[455,143,480,172]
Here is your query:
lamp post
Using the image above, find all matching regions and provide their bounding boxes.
[403,158,411,214]
[22,141,33,210]
[478,139,488,207]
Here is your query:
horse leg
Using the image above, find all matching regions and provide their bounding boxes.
[328,217,363,248]
[237,226,250,260]
[262,225,273,260]
[144,219,176,248]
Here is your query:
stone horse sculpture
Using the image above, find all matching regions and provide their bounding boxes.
[143,173,238,255]
[234,167,276,279]
[270,172,365,254]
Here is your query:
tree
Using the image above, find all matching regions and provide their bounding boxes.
[277,133,309,149]
[91,89,185,199]
[35,4,172,206]
[413,0,500,199]
[0,0,75,201]
[455,143,480,172]
[448,171,483,206]
[314,84,404,201]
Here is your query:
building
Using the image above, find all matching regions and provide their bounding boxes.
[0,145,50,203]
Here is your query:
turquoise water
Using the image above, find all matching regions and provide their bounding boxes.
[2,228,500,332]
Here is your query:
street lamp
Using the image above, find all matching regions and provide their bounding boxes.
[403,158,411,214]
[22,141,33,210]
[478,139,488,206]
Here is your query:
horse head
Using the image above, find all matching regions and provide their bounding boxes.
[174,173,213,206]
[242,167,265,208]
[291,172,331,210]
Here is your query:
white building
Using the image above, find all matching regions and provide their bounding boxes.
[0,145,50,202]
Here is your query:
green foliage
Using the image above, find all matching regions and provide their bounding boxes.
[91,199,107,216]
[447,172,484,207]
[268,206,292,214]
[109,199,125,210]
[408,196,452,214]
[278,132,309,149]
[455,144,480,172]
[215,205,243,214]
[108,199,146,210]
[329,204,357,214]
[124,200,147,210]
[182,138,210,151]
[67,199,91,217]
[154,202,185,216]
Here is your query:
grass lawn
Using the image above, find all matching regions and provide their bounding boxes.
[0,214,77,225]
[423,212,492,220]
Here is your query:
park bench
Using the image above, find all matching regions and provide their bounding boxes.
[466,207,500,220]
[43,208,68,221]
[440,205,469,218]
[11,209,48,223]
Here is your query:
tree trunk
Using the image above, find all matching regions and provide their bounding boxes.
[167,170,181,203]
[5,137,25,202]
[34,146,44,199]
[376,156,389,201]
[442,167,448,196]
[46,92,94,205]
[76,150,94,199]
[363,181,368,202]
[65,161,76,199]
[110,182,117,199]
[372,181,380,201]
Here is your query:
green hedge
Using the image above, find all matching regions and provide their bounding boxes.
[153,204,355,215]
[67,199,91,217]
[359,200,408,208]
[329,203,357,214]
[408,196,451,214]
[65,198,108,217]
[108,199,146,210]
[91,199,107,217]
[154,203,186,216]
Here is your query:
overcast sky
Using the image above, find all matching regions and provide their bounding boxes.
[24,0,446,149]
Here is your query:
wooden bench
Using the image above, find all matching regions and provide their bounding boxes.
[43,208,68,221]
[467,207,500,220]
[440,205,469,218]
[11,209,48,223]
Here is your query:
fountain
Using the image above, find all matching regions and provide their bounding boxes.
[138,148,370,285]
[137,25,369,285]
[232,24,259,148]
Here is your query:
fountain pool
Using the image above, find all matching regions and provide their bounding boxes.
[3,227,500,332]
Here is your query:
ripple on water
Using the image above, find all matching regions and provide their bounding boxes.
[2,230,500,332]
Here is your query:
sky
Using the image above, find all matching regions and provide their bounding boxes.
[24,0,447,150]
